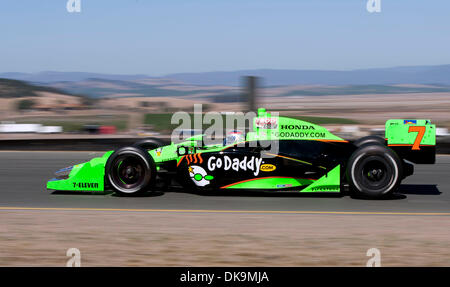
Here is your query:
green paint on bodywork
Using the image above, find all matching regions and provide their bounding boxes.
[248,108,345,142]
[151,135,221,164]
[46,151,113,191]
[223,177,315,189]
[301,165,340,192]
[385,119,436,145]
[222,165,340,191]
[46,108,349,192]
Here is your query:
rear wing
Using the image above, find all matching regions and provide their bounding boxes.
[385,119,436,164]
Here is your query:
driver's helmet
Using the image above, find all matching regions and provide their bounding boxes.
[224,130,245,146]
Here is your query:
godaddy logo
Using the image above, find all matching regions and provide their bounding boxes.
[189,165,214,186]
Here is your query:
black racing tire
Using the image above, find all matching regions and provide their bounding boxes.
[132,138,167,150]
[346,144,403,199]
[105,146,156,196]
[353,136,385,148]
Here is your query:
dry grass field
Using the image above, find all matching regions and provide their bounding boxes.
[261,93,450,126]
[1,91,449,131]
[1,210,449,266]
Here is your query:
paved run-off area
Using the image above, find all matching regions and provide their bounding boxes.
[0,152,449,266]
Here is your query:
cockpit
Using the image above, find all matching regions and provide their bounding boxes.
[223,130,245,146]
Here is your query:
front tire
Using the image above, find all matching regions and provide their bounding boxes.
[105,146,156,196]
[133,138,167,150]
[346,144,403,199]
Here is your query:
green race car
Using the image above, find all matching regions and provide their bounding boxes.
[47,108,436,198]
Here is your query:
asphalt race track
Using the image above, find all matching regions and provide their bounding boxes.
[0,151,449,214]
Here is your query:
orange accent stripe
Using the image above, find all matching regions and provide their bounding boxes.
[198,153,203,164]
[177,156,185,167]
[220,176,315,189]
[193,153,198,164]
[265,153,313,166]
[268,153,296,161]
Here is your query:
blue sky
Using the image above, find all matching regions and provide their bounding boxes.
[0,0,449,75]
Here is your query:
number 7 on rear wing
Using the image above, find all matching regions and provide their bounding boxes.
[385,119,436,164]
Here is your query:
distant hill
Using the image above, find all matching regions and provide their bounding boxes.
[276,84,450,97]
[1,65,450,101]
[165,65,450,86]
[47,78,238,99]
[47,80,450,101]
[1,65,450,86]
[0,71,149,83]
[0,78,77,98]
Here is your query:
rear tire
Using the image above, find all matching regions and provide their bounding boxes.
[346,144,403,199]
[353,136,385,147]
[105,146,156,196]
